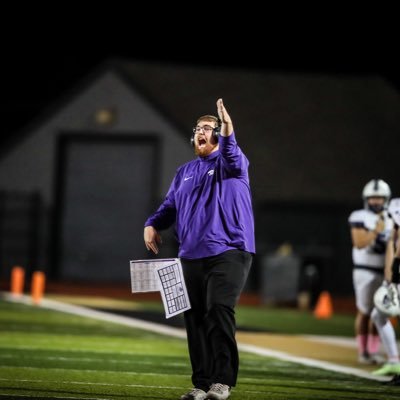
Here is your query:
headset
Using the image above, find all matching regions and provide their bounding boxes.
[190,116,221,147]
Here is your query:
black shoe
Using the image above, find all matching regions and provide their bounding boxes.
[383,374,400,386]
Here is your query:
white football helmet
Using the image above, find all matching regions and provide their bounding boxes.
[373,283,400,317]
[362,179,391,210]
[388,198,400,226]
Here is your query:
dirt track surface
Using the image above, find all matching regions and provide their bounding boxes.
[236,331,372,371]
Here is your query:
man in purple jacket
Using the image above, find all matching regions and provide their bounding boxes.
[144,98,255,400]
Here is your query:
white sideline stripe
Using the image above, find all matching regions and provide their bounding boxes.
[1,292,390,382]
[1,292,186,339]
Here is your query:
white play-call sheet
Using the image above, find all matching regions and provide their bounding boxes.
[130,258,191,318]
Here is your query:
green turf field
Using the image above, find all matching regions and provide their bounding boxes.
[236,304,356,336]
[0,297,399,399]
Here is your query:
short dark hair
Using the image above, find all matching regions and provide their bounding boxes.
[196,115,219,127]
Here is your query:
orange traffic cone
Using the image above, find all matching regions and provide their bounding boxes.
[11,266,25,297]
[31,271,46,305]
[314,291,333,319]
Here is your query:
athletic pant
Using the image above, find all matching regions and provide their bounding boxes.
[181,249,252,392]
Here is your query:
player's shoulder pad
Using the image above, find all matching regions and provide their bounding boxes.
[349,209,366,223]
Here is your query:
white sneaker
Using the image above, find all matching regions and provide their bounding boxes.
[370,353,386,365]
[207,383,231,400]
[180,388,207,400]
[358,353,373,364]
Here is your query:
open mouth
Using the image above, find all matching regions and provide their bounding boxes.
[198,137,207,147]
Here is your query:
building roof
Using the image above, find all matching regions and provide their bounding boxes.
[113,59,400,204]
[5,58,400,205]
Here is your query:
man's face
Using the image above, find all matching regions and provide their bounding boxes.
[367,196,386,213]
[193,121,219,157]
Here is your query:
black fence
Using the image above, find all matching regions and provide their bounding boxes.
[0,190,42,282]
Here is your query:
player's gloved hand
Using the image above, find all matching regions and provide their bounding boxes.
[388,283,400,308]
[374,283,400,317]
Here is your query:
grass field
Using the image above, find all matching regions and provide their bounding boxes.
[0,294,399,399]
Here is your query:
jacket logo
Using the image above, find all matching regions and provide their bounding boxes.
[208,169,214,176]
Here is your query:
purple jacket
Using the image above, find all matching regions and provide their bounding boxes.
[145,132,255,259]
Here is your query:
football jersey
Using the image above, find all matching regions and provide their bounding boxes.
[388,198,400,226]
[348,209,393,268]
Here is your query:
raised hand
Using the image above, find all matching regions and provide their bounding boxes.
[216,98,232,124]
[216,98,233,136]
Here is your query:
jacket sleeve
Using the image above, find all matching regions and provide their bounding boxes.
[144,179,177,230]
[219,132,249,176]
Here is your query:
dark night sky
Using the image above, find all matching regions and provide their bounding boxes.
[2,42,399,151]
[3,10,399,150]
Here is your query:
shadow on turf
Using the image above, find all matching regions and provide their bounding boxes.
[95,308,271,332]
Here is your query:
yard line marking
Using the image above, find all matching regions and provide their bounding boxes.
[0,353,186,366]
[0,378,271,397]
[0,377,183,389]
[0,366,186,377]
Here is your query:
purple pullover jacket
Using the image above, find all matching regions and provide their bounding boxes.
[144,132,255,259]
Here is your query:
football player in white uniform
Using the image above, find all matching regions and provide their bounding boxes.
[371,197,400,376]
[348,179,393,364]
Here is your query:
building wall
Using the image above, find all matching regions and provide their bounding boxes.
[1,65,398,295]
[0,71,193,277]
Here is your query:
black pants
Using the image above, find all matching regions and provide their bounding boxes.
[181,249,253,392]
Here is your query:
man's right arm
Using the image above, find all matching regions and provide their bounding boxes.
[144,226,162,254]
[349,212,385,249]
[351,225,384,249]
[143,184,177,254]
